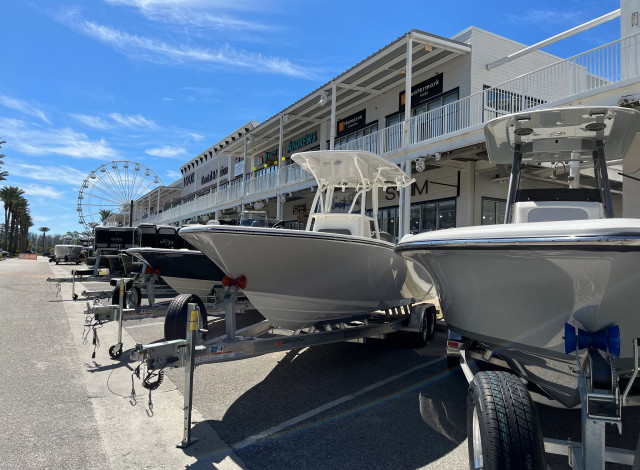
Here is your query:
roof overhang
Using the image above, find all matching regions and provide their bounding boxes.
[222,29,471,159]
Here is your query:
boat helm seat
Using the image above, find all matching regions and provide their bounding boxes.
[512,200,604,223]
[311,213,368,237]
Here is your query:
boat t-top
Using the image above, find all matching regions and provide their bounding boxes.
[179,150,433,330]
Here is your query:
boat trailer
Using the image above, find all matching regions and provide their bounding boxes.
[82,278,239,359]
[455,330,640,470]
[128,276,437,448]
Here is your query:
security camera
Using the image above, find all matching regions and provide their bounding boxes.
[415,158,426,173]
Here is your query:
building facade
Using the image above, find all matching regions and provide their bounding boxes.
[131,7,640,240]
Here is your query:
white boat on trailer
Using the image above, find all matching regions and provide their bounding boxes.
[179,150,433,331]
[53,244,83,264]
[396,106,640,469]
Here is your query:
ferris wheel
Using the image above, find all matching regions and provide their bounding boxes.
[77,161,164,230]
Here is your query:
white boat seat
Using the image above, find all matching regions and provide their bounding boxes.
[311,213,368,237]
[512,200,604,223]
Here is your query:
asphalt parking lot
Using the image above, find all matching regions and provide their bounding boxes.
[1,257,639,469]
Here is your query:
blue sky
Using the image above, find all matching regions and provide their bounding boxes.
[0,0,622,236]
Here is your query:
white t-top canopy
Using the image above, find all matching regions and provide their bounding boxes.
[484,106,640,164]
[292,150,413,190]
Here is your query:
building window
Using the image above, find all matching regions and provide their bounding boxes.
[334,122,379,152]
[377,206,399,241]
[481,197,506,225]
[387,88,460,143]
[409,198,457,234]
[483,85,545,120]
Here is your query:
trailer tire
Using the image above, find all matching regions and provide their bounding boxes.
[111,281,141,309]
[467,371,545,470]
[129,286,142,308]
[109,344,122,359]
[164,294,208,343]
[412,306,435,348]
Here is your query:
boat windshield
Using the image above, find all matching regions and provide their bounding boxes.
[239,211,270,227]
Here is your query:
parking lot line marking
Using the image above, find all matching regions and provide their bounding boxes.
[231,355,444,450]
[125,321,165,329]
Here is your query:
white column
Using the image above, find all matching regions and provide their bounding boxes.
[329,82,337,150]
[399,161,411,238]
[621,0,640,79]
[403,33,413,148]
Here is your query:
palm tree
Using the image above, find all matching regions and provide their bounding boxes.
[10,196,28,252]
[39,226,50,253]
[99,209,114,225]
[0,186,25,251]
[0,139,7,181]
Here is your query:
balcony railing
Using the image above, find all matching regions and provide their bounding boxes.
[337,32,640,153]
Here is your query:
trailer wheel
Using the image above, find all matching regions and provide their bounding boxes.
[109,344,122,359]
[111,282,141,309]
[467,371,545,470]
[412,306,435,348]
[129,286,142,308]
[72,293,78,301]
[164,294,208,343]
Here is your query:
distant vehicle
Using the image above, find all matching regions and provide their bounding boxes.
[42,251,51,257]
[1,250,9,258]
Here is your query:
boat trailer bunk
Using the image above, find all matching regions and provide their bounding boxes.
[449,330,640,470]
[127,276,437,448]
[82,278,241,359]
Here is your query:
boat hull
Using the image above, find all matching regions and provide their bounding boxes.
[396,219,640,407]
[54,245,83,261]
[128,248,226,299]
[180,226,433,330]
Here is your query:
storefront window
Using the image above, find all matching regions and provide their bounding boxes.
[481,197,506,225]
[376,206,399,241]
[335,122,379,152]
[409,199,457,233]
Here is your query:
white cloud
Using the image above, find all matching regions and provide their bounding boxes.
[61,14,314,78]
[103,0,276,31]
[70,113,112,129]
[506,9,586,25]
[70,112,156,129]
[6,162,88,186]
[0,94,51,124]
[188,132,205,141]
[0,118,119,160]
[21,183,65,199]
[166,170,181,180]
[145,145,187,158]
[109,112,156,128]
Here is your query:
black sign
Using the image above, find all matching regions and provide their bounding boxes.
[399,73,443,109]
[336,109,366,138]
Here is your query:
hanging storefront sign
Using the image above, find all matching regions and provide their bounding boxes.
[336,109,366,138]
[182,157,219,198]
[293,203,307,215]
[234,156,244,177]
[399,73,444,109]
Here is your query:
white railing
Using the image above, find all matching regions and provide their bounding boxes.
[337,33,640,153]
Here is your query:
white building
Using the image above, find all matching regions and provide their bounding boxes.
[132,2,640,240]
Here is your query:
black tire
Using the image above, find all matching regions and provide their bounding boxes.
[64,255,68,263]
[72,293,78,301]
[412,306,435,348]
[129,286,142,308]
[467,371,545,470]
[109,344,122,359]
[164,294,208,342]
